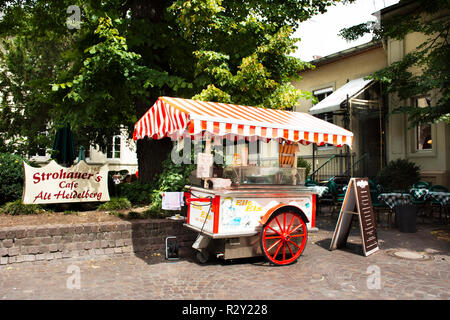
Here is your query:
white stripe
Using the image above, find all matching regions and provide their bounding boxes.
[243,125,250,136]
[288,129,294,141]
[206,120,214,133]
[337,135,343,146]
[318,133,324,144]
[231,123,238,135]
[219,122,226,135]
[255,126,262,137]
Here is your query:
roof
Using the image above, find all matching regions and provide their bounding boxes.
[133,97,353,148]
[307,40,383,68]
[309,78,373,115]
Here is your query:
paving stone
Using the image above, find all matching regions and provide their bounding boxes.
[0,215,448,300]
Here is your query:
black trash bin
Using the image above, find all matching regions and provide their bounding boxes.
[395,204,418,233]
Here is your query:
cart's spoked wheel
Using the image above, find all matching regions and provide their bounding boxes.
[261,211,307,266]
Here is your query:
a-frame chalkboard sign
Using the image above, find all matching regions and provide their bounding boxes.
[329,178,379,256]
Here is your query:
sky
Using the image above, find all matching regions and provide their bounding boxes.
[292,0,400,61]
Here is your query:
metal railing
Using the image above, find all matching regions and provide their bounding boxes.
[308,153,368,182]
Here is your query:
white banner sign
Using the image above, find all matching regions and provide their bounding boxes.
[22,160,110,204]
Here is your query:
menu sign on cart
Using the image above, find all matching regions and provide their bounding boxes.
[196,153,214,178]
[329,178,379,256]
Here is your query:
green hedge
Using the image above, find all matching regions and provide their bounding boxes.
[0,199,42,215]
[0,153,25,205]
[97,197,132,211]
[375,159,421,192]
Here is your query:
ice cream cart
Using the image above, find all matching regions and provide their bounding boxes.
[134,96,353,265]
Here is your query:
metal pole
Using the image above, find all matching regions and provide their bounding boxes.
[349,99,353,177]
[312,144,316,181]
[345,94,351,178]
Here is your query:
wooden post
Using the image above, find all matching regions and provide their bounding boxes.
[204,133,212,188]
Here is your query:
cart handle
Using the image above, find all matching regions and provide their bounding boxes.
[186,197,212,205]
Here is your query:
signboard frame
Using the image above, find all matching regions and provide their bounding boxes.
[329,178,379,256]
[22,160,110,205]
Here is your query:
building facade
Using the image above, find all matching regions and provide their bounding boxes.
[29,129,138,174]
[292,1,450,188]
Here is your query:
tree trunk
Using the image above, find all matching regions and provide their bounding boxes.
[130,0,172,183]
[137,137,173,182]
[135,95,173,182]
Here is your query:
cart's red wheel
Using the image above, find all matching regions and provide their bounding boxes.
[260,210,307,266]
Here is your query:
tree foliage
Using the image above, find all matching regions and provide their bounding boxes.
[0,0,348,180]
[339,0,450,127]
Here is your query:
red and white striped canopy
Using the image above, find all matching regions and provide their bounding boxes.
[133,96,353,147]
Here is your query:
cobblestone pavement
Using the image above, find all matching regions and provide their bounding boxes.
[0,215,449,300]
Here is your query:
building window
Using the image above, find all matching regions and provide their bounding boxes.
[313,87,333,103]
[107,135,121,159]
[36,146,46,157]
[414,96,432,151]
[32,131,48,157]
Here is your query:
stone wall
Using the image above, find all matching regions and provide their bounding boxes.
[0,219,197,265]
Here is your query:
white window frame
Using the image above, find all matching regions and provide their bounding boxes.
[106,135,122,160]
[413,96,433,153]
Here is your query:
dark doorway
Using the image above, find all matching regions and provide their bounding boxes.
[358,111,385,178]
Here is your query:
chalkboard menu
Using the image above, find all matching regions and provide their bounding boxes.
[330,178,379,256]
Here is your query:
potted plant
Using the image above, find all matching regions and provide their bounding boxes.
[375,159,421,232]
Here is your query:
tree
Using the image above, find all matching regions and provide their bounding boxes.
[339,0,450,127]
[0,0,349,182]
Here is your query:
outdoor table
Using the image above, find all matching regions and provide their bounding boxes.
[315,186,329,198]
[410,188,429,200]
[378,192,412,209]
[425,191,450,206]
[378,192,416,229]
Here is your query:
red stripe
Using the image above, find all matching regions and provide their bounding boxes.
[311,194,316,228]
[314,133,319,144]
[283,129,289,139]
[238,124,244,135]
[294,131,299,141]
[250,126,256,135]
[213,122,220,134]
[201,120,207,130]
[324,134,328,143]
[333,135,337,145]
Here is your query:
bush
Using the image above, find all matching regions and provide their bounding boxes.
[116,181,155,205]
[297,157,311,178]
[0,199,42,215]
[375,159,421,192]
[146,152,195,214]
[97,197,132,211]
[0,153,25,205]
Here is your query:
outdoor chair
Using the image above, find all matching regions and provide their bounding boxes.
[429,185,449,223]
[369,186,393,227]
[327,180,345,217]
[410,184,430,224]
[317,187,334,216]
[305,178,318,187]
[412,181,430,189]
